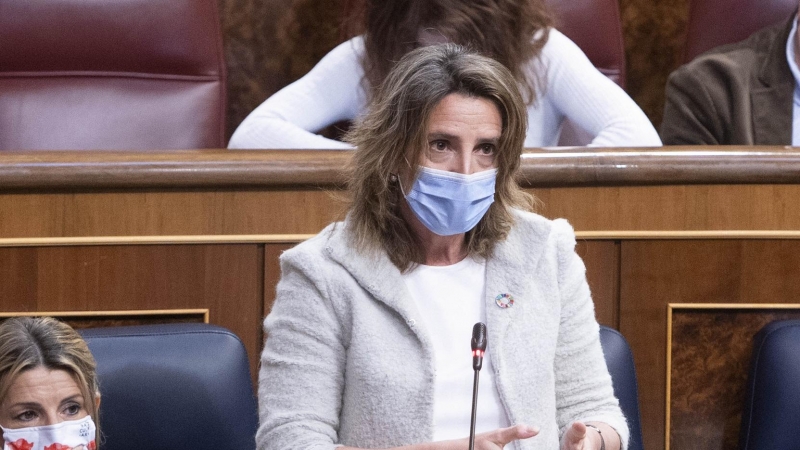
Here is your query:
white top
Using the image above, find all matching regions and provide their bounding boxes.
[402,256,510,442]
[229,29,662,149]
[785,18,800,146]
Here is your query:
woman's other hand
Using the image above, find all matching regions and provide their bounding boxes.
[560,422,603,450]
[464,424,539,450]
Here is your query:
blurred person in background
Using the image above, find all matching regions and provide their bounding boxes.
[229,0,661,149]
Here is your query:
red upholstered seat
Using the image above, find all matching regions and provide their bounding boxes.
[683,0,797,63]
[0,0,226,150]
[546,0,627,88]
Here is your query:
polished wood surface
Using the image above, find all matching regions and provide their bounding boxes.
[5,148,800,190]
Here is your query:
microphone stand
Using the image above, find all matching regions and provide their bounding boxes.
[469,323,487,450]
[468,362,481,450]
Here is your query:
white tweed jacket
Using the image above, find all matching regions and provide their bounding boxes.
[257,210,628,450]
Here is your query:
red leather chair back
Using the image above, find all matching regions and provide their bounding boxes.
[0,0,226,150]
[684,0,797,63]
[546,0,627,88]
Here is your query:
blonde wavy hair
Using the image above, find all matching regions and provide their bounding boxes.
[345,43,533,272]
[0,317,101,444]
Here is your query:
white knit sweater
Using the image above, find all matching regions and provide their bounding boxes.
[229,29,661,149]
[258,211,629,450]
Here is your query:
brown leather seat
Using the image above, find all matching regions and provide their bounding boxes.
[0,0,226,150]
[684,0,797,63]
[546,0,627,88]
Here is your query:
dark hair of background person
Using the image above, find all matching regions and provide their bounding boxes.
[342,0,555,103]
[344,44,533,272]
[0,317,101,444]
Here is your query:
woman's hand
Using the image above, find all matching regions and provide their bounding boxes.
[560,422,602,450]
[461,424,539,450]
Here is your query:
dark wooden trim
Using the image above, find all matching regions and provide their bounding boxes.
[2,147,800,190]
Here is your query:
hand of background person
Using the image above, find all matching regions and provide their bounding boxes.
[560,422,602,450]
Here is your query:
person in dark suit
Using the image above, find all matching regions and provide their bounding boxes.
[661,12,798,145]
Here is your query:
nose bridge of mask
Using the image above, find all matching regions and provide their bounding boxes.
[412,167,497,199]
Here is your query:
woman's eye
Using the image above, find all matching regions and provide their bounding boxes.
[430,140,448,151]
[477,144,495,155]
[63,403,82,416]
[15,410,38,422]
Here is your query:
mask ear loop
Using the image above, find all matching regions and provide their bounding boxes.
[389,173,408,196]
[391,155,416,197]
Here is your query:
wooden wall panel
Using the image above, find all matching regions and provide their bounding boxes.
[0,312,207,330]
[578,240,620,328]
[669,307,800,450]
[0,190,344,238]
[619,0,690,126]
[533,185,800,232]
[0,244,264,382]
[620,240,800,450]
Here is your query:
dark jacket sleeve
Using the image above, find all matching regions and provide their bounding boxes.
[660,63,728,145]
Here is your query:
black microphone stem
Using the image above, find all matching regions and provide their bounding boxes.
[468,368,480,450]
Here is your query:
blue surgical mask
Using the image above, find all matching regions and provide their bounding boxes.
[403,166,497,236]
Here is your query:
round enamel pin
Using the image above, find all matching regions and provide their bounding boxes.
[495,293,515,308]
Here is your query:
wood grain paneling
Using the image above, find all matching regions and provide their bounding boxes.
[534,184,800,232]
[578,240,620,328]
[0,190,344,238]
[0,311,207,329]
[668,307,800,450]
[620,240,800,450]
[0,244,264,381]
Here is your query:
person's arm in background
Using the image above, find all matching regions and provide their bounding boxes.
[228,37,367,149]
[539,29,662,147]
[660,64,726,145]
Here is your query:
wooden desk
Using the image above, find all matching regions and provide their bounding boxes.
[2,147,800,450]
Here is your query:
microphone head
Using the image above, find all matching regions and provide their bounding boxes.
[471,322,487,352]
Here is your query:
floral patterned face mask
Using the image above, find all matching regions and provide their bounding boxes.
[2,416,96,450]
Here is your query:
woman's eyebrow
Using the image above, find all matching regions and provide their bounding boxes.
[427,132,458,141]
[59,394,84,405]
[8,401,42,409]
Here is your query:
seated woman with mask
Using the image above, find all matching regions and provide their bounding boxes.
[0,317,99,450]
[258,44,627,450]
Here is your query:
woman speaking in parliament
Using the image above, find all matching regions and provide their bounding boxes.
[258,44,627,450]
[228,0,660,149]
[0,318,100,450]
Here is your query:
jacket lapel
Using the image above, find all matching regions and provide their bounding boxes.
[324,224,431,346]
[484,215,549,364]
[752,17,795,145]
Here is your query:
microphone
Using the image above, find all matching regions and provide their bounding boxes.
[471,322,487,370]
[468,322,487,450]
